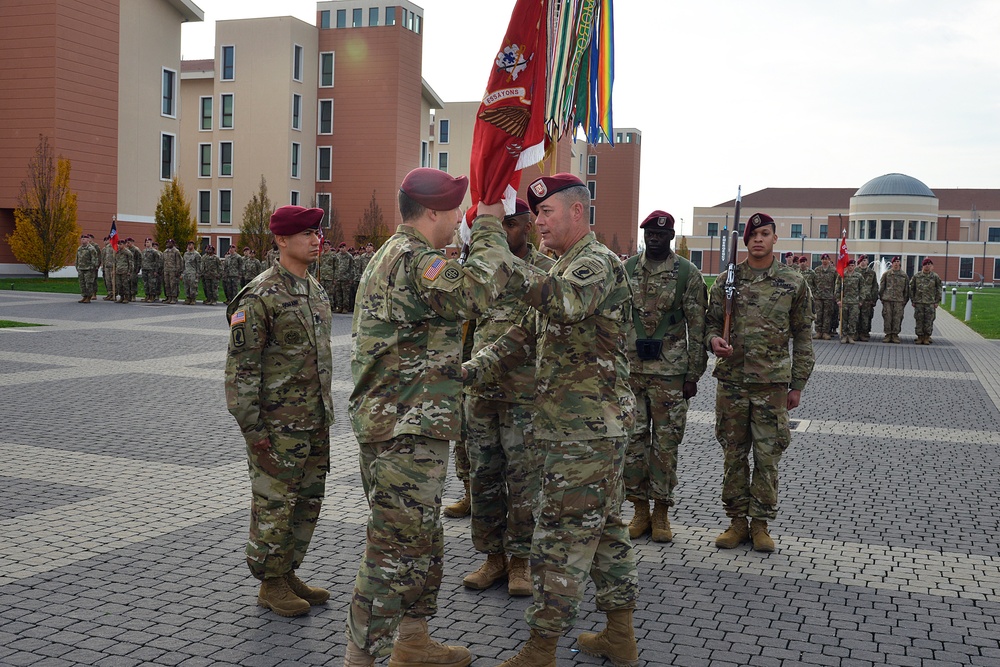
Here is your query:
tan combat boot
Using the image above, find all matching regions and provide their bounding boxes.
[576,609,639,667]
[498,630,558,667]
[650,501,672,543]
[821,333,831,340]
[344,639,375,667]
[78,296,87,303]
[388,617,472,667]
[926,336,933,345]
[750,518,775,553]
[463,553,507,590]
[507,556,532,597]
[443,479,471,518]
[286,571,330,605]
[715,517,749,549]
[627,499,651,539]
[257,576,310,617]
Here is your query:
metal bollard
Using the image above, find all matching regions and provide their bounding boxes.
[941,285,946,305]
[951,287,957,310]
[966,291,973,322]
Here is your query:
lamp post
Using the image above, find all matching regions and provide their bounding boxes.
[709,230,716,275]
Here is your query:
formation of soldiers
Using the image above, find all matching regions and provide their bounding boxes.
[315,241,374,313]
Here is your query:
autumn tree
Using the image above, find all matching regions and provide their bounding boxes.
[355,190,389,249]
[325,206,345,247]
[7,135,80,278]
[676,235,691,260]
[239,175,276,260]
[154,176,196,250]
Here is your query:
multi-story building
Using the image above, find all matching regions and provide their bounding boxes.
[0,0,203,272]
[688,173,1000,283]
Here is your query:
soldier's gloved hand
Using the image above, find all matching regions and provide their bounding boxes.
[682,381,698,400]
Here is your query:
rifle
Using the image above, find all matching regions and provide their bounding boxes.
[721,187,742,344]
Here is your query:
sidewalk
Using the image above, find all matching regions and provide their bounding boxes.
[1,291,999,667]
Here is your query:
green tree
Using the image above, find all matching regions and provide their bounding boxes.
[676,235,691,260]
[239,175,276,261]
[355,190,389,249]
[7,135,80,278]
[154,176,196,250]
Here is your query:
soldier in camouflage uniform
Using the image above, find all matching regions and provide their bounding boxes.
[182,241,202,304]
[345,168,516,667]
[101,236,116,300]
[461,198,553,597]
[222,245,243,304]
[622,210,707,545]
[910,258,943,344]
[856,255,878,341]
[706,212,814,554]
[813,253,837,339]
[74,234,100,303]
[797,255,816,298]
[141,238,159,302]
[349,248,363,312]
[201,245,223,305]
[128,238,142,299]
[241,247,263,287]
[835,259,862,343]
[225,205,333,618]
[265,243,280,269]
[114,241,135,303]
[465,174,639,667]
[162,239,183,304]
[878,256,908,343]
[334,243,353,313]
[317,240,338,300]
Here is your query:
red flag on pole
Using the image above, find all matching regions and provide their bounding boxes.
[836,231,849,277]
[109,218,119,252]
[469,0,548,216]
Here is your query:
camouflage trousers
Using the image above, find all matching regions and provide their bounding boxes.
[815,298,836,334]
[348,434,448,658]
[131,274,139,298]
[913,303,937,337]
[143,272,159,300]
[715,382,790,521]
[858,302,875,337]
[624,374,687,505]
[116,271,133,300]
[182,272,198,300]
[320,280,337,305]
[223,277,241,303]
[336,282,353,313]
[203,278,219,302]
[78,270,97,298]
[451,440,470,483]
[465,396,541,558]
[525,437,639,637]
[245,427,330,580]
[840,303,859,338]
[881,300,905,335]
[102,268,113,295]
[163,274,179,301]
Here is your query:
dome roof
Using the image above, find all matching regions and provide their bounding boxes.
[854,173,935,198]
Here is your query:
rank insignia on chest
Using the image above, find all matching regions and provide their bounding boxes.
[423,258,446,281]
[230,310,246,326]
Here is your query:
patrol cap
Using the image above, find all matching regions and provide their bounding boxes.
[639,210,675,230]
[400,167,468,210]
[527,173,586,214]
[743,212,775,246]
[270,205,324,235]
[922,257,934,265]
[504,198,531,220]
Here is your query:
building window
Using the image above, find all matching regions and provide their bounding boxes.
[438,119,450,144]
[737,222,746,235]
[407,9,415,30]
[421,141,429,167]
[989,227,1000,243]
[386,6,396,25]
[690,250,703,270]
[199,144,212,177]
[400,8,408,29]
[219,190,232,225]
[907,220,918,240]
[353,8,362,27]
[317,193,331,227]
[589,206,596,226]
[219,142,233,177]
[920,220,928,240]
[587,180,596,200]
[880,220,891,239]
[437,152,448,172]
[959,257,974,280]
[319,100,333,134]
[160,133,174,180]
[319,53,334,87]
[221,94,234,129]
[707,222,718,237]
[893,220,904,239]
[200,97,212,130]
[292,94,302,130]
[291,142,301,178]
[819,224,828,239]
[994,257,1000,280]
[588,155,597,175]
[790,223,802,239]
[320,10,330,29]
[290,191,299,206]
[318,146,332,181]
[336,9,346,28]
[218,236,232,255]
[161,68,176,117]
[369,7,379,25]
[198,191,211,224]
[414,14,421,34]
[221,45,235,80]
[293,45,303,81]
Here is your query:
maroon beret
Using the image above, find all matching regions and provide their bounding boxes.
[527,173,586,214]
[270,205,323,235]
[822,253,831,260]
[785,251,795,258]
[847,259,856,266]
[891,256,900,263]
[922,257,933,265]
[640,210,675,230]
[742,212,775,245]
[400,167,468,210]
[504,198,531,219]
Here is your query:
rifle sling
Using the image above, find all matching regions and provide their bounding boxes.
[627,254,691,340]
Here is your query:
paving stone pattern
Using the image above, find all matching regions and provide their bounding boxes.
[2,291,999,666]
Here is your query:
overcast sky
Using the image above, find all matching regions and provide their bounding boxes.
[181,0,1000,235]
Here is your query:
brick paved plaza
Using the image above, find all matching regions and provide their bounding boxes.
[2,291,1000,667]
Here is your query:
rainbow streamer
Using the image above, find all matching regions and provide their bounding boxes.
[572,0,613,144]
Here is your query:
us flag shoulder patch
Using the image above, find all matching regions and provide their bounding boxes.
[230,310,246,326]
[422,258,446,281]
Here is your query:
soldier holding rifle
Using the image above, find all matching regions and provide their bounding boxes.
[706,210,814,553]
